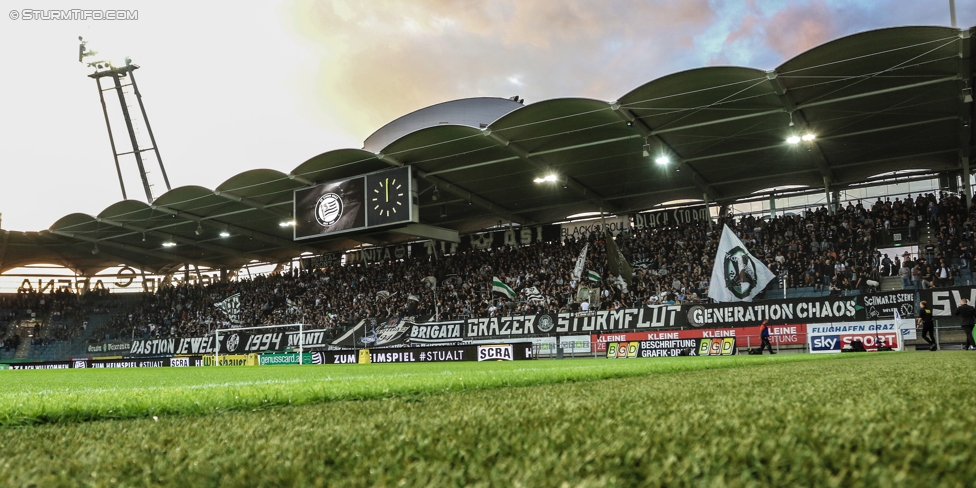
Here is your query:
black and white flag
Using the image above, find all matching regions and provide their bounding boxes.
[523,286,546,304]
[571,243,588,282]
[708,225,775,302]
[215,293,242,324]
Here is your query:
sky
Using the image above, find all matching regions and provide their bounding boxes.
[0,0,973,231]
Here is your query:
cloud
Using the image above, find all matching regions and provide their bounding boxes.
[287,0,717,143]
[764,1,840,60]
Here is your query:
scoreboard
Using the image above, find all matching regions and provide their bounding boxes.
[293,167,418,240]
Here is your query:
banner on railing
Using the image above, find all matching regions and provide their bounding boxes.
[686,297,862,327]
[922,285,976,316]
[86,341,132,354]
[123,329,328,357]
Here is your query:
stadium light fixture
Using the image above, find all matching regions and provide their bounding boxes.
[162,241,176,247]
[195,224,203,235]
[786,135,801,144]
[801,133,816,142]
[219,230,231,238]
[533,174,558,184]
[279,220,295,227]
[655,156,670,165]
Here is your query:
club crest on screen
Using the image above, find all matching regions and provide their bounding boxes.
[315,192,344,226]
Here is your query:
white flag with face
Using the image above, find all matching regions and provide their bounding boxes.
[708,225,775,303]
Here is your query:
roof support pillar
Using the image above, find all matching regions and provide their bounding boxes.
[702,192,714,230]
[964,157,972,210]
[824,177,834,216]
[957,28,972,210]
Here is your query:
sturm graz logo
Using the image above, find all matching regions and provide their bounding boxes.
[314,192,344,226]
[724,246,758,299]
[536,313,555,333]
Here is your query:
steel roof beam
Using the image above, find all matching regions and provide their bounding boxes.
[644,75,960,137]
[211,189,292,219]
[149,204,317,254]
[483,130,624,213]
[423,78,960,187]
[287,173,316,186]
[94,216,284,264]
[45,229,223,270]
[611,103,723,201]
[375,153,536,225]
[766,70,838,184]
[676,116,958,165]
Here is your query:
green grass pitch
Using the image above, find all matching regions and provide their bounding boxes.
[0,352,974,486]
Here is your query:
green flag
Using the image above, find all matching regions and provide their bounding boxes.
[491,276,516,299]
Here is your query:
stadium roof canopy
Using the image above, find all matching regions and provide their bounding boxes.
[1,25,973,275]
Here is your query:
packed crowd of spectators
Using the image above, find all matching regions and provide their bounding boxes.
[0,289,119,351]
[8,191,976,344]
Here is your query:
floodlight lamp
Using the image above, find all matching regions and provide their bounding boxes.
[432,186,440,201]
[533,177,545,183]
[279,220,295,227]
[219,230,231,238]
[162,241,177,247]
[786,135,801,144]
[655,156,670,165]
[195,224,203,235]
[801,134,816,142]
[544,174,557,182]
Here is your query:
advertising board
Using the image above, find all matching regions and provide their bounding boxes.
[807,320,903,353]
[604,337,736,358]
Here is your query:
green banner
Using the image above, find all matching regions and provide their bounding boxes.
[258,353,313,366]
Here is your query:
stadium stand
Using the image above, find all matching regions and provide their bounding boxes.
[15,189,961,342]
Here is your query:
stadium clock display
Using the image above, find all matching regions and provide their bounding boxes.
[293,166,414,240]
[365,168,410,226]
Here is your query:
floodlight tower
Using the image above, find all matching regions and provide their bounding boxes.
[79,36,171,202]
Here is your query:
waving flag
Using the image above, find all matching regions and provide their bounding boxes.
[708,225,775,302]
[215,293,242,324]
[571,243,588,281]
[491,276,516,299]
